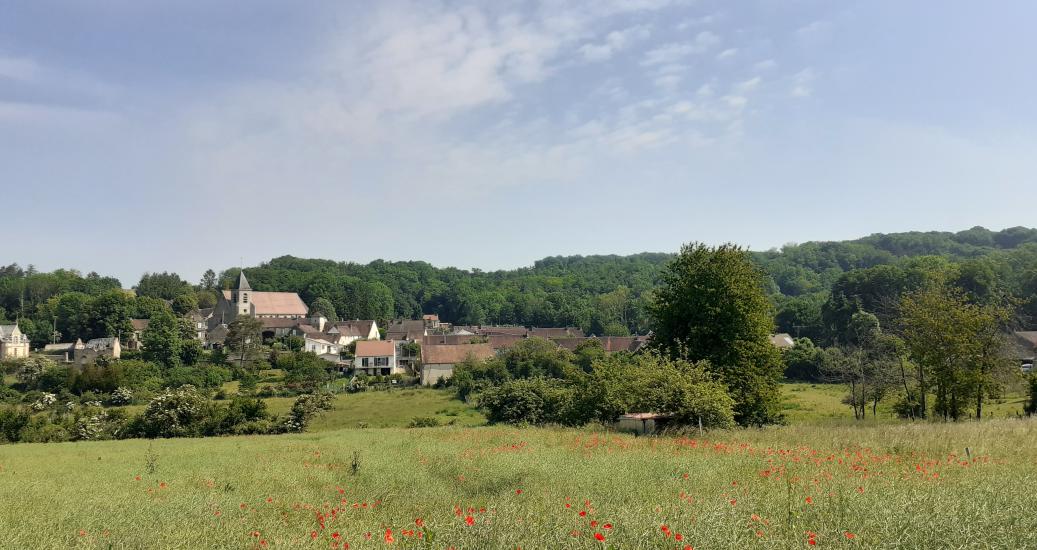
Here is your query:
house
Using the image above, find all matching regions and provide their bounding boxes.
[422,314,441,330]
[1013,331,1037,367]
[304,335,340,356]
[530,327,585,339]
[187,308,213,341]
[42,342,75,363]
[385,320,427,341]
[73,337,121,365]
[0,324,30,359]
[354,340,400,376]
[420,343,496,385]
[326,320,379,346]
[552,336,648,354]
[126,319,149,351]
[769,333,796,349]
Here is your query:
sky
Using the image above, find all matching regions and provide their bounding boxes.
[2,0,1036,286]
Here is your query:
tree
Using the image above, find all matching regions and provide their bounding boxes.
[141,310,183,368]
[899,285,1014,420]
[135,272,193,300]
[200,269,218,291]
[171,293,198,316]
[649,243,784,425]
[821,312,900,419]
[226,316,263,369]
[309,297,339,322]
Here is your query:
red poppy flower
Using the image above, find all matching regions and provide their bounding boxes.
[266,497,273,504]
[675,533,684,541]
[590,520,598,528]
[465,515,475,526]
[134,475,141,481]
[515,489,523,495]
[78,530,87,537]
[805,496,813,505]
[332,532,341,540]
[579,511,587,517]
[594,533,605,542]
[159,482,167,489]
[845,532,856,539]
[415,518,424,527]
[311,531,318,539]
[603,523,612,530]
[730,499,737,506]
[384,529,394,544]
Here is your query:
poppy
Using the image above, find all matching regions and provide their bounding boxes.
[415,518,424,527]
[579,511,587,517]
[332,532,341,540]
[384,529,394,544]
[159,482,167,489]
[603,523,612,530]
[845,532,856,539]
[266,497,273,504]
[465,515,475,526]
[311,532,318,539]
[594,533,606,542]
[515,489,523,495]
[590,520,598,528]
[805,496,813,505]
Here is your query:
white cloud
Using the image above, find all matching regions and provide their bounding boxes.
[579,24,652,61]
[791,68,816,97]
[641,31,719,65]
[716,48,738,60]
[676,13,719,30]
[0,54,41,82]
[754,59,778,71]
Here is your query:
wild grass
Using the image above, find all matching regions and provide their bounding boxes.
[1,418,1035,549]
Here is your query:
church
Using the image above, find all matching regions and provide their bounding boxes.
[207,271,309,336]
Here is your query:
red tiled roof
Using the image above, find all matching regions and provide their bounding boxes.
[355,340,396,357]
[221,290,308,316]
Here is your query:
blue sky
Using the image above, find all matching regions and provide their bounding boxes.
[2,1,1036,286]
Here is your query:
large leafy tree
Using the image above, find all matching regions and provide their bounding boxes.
[649,243,784,425]
[135,272,193,300]
[226,316,264,369]
[142,309,183,368]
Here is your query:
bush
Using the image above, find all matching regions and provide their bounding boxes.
[408,416,441,428]
[480,378,579,426]
[135,385,216,438]
[1026,374,1037,416]
[281,392,334,433]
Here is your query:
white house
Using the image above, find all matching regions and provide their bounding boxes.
[305,335,340,356]
[326,320,379,346]
[0,324,30,359]
[354,340,399,376]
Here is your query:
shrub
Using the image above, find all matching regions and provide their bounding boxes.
[1026,374,1037,416]
[408,416,441,428]
[281,392,334,433]
[136,385,215,438]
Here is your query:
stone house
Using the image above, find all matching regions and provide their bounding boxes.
[0,324,30,359]
[419,342,496,386]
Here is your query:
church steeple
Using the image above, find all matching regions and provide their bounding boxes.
[235,270,252,316]
[237,270,252,291]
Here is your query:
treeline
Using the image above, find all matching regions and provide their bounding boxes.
[3,226,1037,348]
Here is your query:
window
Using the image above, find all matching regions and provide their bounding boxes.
[361,358,369,367]
[375,357,389,367]
[243,293,248,303]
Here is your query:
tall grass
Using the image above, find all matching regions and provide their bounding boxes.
[1,418,1035,548]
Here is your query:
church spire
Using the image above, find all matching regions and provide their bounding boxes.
[237,270,252,291]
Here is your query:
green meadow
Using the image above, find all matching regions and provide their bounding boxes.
[1,385,1036,549]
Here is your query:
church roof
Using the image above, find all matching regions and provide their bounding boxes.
[221,290,308,316]
[238,271,252,290]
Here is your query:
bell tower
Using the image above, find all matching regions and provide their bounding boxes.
[235,271,253,316]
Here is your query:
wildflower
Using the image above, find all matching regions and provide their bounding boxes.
[266,497,273,504]
[565,503,572,509]
[159,482,167,489]
[465,515,475,526]
[594,533,606,542]
[805,496,813,505]
[845,532,856,539]
[260,540,267,547]
[311,531,318,539]
[579,511,587,517]
[675,533,684,541]
[250,531,260,538]
[751,514,761,522]
[78,530,87,537]
[603,523,612,530]
[590,520,598,528]
[134,475,141,481]
[516,489,523,495]
[384,529,395,544]
[415,518,424,527]
[756,530,764,537]
[730,499,737,506]
[214,511,221,517]
[332,532,341,540]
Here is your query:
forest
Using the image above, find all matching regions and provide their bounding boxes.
[2,225,1037,349]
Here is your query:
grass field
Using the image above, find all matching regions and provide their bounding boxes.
[2,419,1036,549]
